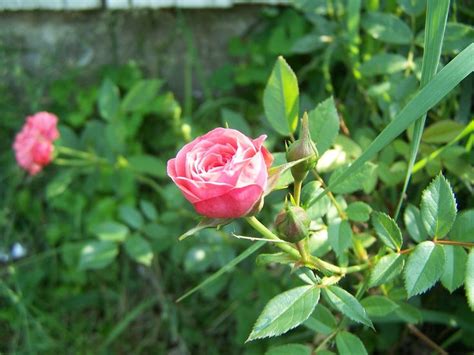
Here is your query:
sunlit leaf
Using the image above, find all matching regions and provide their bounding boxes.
[247,285,320,341]
[404,241,445,297]
[264,56,299,136]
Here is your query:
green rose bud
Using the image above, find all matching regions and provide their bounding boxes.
[286,112,318,182]
[275,205,311,243]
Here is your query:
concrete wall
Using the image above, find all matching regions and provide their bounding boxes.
[1,0,287,10]
[0,7,266,99]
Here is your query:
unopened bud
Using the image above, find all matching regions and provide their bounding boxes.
[275,205,310,243]
[286,112,318,182]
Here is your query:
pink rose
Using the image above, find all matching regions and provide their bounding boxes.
[167,128,273,219]
[13,112,60,175]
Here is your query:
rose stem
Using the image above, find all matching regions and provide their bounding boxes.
[245,216,368,275]
[293,179,310,262]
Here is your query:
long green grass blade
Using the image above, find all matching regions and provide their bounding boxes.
[326,43,474,195]
[394,0,451,219]
[412,120,474,173]
[101,296,159,348]
[176,240,266,302]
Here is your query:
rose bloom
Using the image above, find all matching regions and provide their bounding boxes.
[167,128,273,219]
[13,112,60,175]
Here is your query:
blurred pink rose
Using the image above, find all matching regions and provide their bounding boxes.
[167,128,273,219]
[13,112,60,175]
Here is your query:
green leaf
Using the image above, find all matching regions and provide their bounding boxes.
[263,56,299,136]
[440,245,467,293]
[370,253,405,287]
[362,12,413,44]
[101,296,158,349]
[124,234,153,266]
[301,181,331,219]
[394,302,422,324]
[177,241,265,302]
[247,286,320,341]
[178,218,230,241]
[79,240,118,270]
[359,54,409,77]
[323,286,373,328]
[92,221,129,242]
[336,331,368,355]
[361,295,399,317]
[422,120,465,143]
[450,210,474,243]
[329,162,377,194]
[46,171,74,199]
[221,108,251,136]
[398,0,426,16]
[308,97,339,154]
[119,205,144,230]
[404,241,445,298]
[139,199,158,221]
[98,78,120,121]
[127,155,167,178]
[443,23,474,54]
[466,249,474,311]
[372,212,403,251]
[328,220,352,256]
[265,344,311,355]
[304,304,337,335]
[121,79,162,112]
[403,204,428,243]
[420,174,457,238]
[347,202,372,222]
[326,44,474,200]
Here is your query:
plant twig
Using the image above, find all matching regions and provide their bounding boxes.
[407,324,448,355]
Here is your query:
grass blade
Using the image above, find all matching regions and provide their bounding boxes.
[176,240,266,302]
[101,296,158,348]
[325,43,474,197]
[394,0,450,219]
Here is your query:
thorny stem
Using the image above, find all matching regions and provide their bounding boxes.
[407,324,448,355]
[399,240,474,255]
[245,216,369,275]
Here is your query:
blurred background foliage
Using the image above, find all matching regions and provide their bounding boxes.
[0,0,473,353]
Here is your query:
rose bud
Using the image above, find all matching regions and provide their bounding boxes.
[275,204,311,243]
[167,128,273,219]
[13,112,60,175]
[286,112,318,182]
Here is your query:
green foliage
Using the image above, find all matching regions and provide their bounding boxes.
[360,296,399,317]
[371,212,403,251]
[346,202,372,222]
[404,241,445,298]
[440,245,467,293]
[420,174,457,238]
[322,286,373,328]
[79,240,119,270]
[124,234,153,266]
[336,331,368,355]
[362,12,413,44]
[264,56,299,136]
[308,97,339,154]
[370,254,405,287]
[247,285,320,341]
[466,249,474,311]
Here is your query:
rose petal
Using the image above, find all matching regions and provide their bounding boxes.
[193,185,263,218]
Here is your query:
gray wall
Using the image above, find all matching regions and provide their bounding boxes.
[0,7,265,101]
